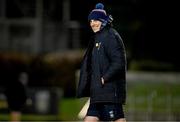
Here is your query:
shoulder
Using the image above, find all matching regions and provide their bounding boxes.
[101,27,115,38]
[101,27,119,38]
[103,28,121,42]
[109,28,120,36]
[108,28,123,42]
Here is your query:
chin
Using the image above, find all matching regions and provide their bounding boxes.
[93,29,99,32]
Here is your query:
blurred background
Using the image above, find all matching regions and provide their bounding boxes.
[0,0,179,121]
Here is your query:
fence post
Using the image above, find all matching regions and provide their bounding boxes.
[147,90,157,121]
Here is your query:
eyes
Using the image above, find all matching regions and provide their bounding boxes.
[90,20,99,24]
[90,20,102,26]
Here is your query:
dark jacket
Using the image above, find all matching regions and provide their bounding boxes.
[77,26,126,104]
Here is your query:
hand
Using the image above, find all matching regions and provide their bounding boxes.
[101,77,104,85]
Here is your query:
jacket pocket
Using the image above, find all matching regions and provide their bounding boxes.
[98,48,109,82]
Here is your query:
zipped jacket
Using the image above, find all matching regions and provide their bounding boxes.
[77,26,126,104]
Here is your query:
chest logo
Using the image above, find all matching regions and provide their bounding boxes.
[95,42,101,50]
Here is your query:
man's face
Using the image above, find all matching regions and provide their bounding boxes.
[90,20,102,33]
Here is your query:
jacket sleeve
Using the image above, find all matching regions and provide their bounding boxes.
[103,32,126,82]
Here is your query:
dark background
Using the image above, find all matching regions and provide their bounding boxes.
[0,0,179,97]
[70,0,179,70]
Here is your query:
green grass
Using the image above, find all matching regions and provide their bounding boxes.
[59,97,88,121]
[0,114,57,121]
[126,82,180,113]
[0,98,88,121]
[127,82,180,96]
[0,82,180,121]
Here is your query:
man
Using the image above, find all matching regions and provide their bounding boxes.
[77,3,127,122]
[0,58,27,122]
